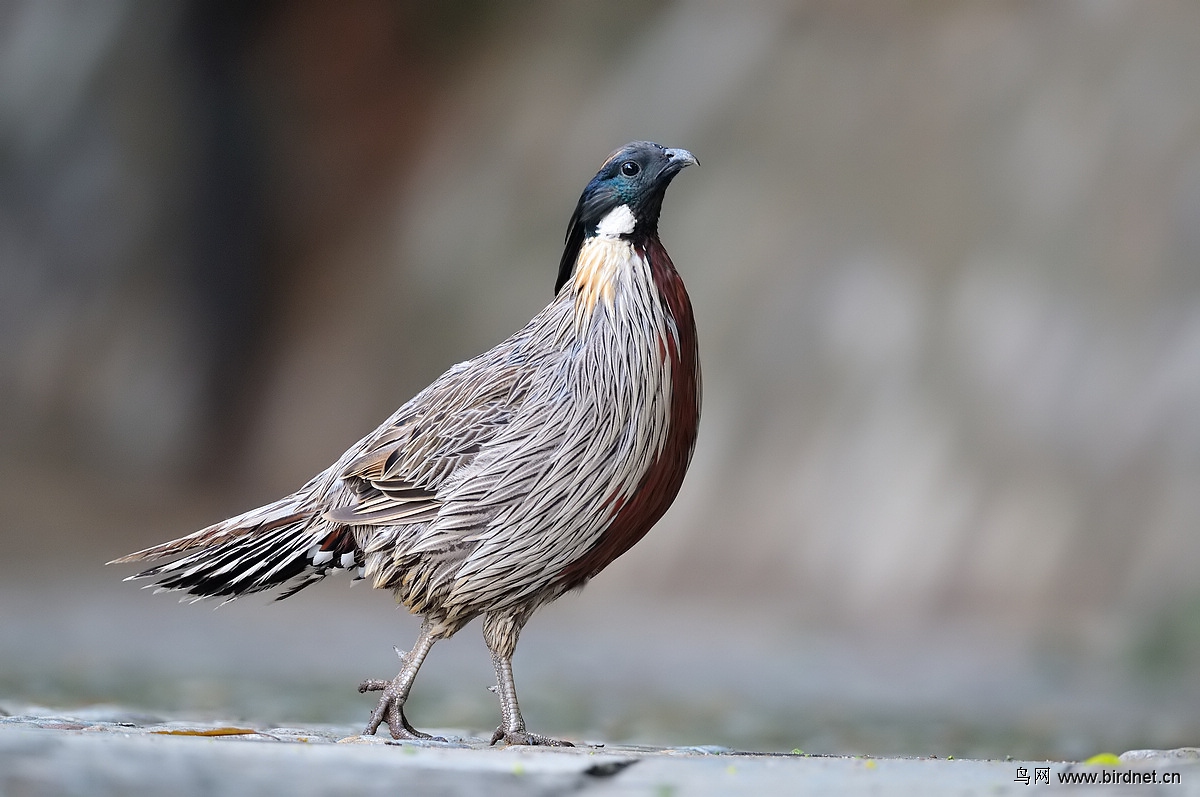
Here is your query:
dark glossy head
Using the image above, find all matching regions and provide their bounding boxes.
[556,141,697,294]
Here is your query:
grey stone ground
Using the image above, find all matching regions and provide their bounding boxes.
[3,706,1199,796]
[7,581,1200,760]
[5,579,1200,794]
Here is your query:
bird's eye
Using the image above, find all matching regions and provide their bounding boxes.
[620,161,640,177]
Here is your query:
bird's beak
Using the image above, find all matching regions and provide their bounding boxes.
[664,148,698,171]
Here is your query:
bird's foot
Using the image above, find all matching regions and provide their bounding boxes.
[489,726,574,747]
[358,676,442,741]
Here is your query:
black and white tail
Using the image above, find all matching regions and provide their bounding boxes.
[109,495,364,602]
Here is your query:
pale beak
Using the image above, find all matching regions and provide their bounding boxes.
[664,148,699,170]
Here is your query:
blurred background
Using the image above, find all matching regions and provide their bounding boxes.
[3,0,1200,759]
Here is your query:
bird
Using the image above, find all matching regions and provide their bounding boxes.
[111,141,701,747]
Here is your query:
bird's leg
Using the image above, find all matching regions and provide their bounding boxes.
[359,623,441,740]
[483,611,572,747]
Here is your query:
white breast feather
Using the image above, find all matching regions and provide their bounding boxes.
[595,204,636,237]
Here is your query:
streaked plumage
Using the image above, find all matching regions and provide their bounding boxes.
[112,141,700,746]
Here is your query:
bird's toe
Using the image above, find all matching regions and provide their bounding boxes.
[361,677,436,740]
[358,678,389,693]
[490,727,574,747]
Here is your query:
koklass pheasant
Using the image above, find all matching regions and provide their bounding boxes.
[113,141,701,746]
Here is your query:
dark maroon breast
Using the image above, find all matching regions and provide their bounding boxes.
[555,238,700,589]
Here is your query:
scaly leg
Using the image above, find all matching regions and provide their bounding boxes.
[483,611,572,747]
[360,623,441,740]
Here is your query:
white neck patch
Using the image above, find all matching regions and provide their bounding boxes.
[595,204,636,238]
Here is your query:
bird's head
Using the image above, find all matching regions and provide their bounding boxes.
[556,141,697,294]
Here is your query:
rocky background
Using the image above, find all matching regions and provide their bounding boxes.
[3,0,1200,758]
